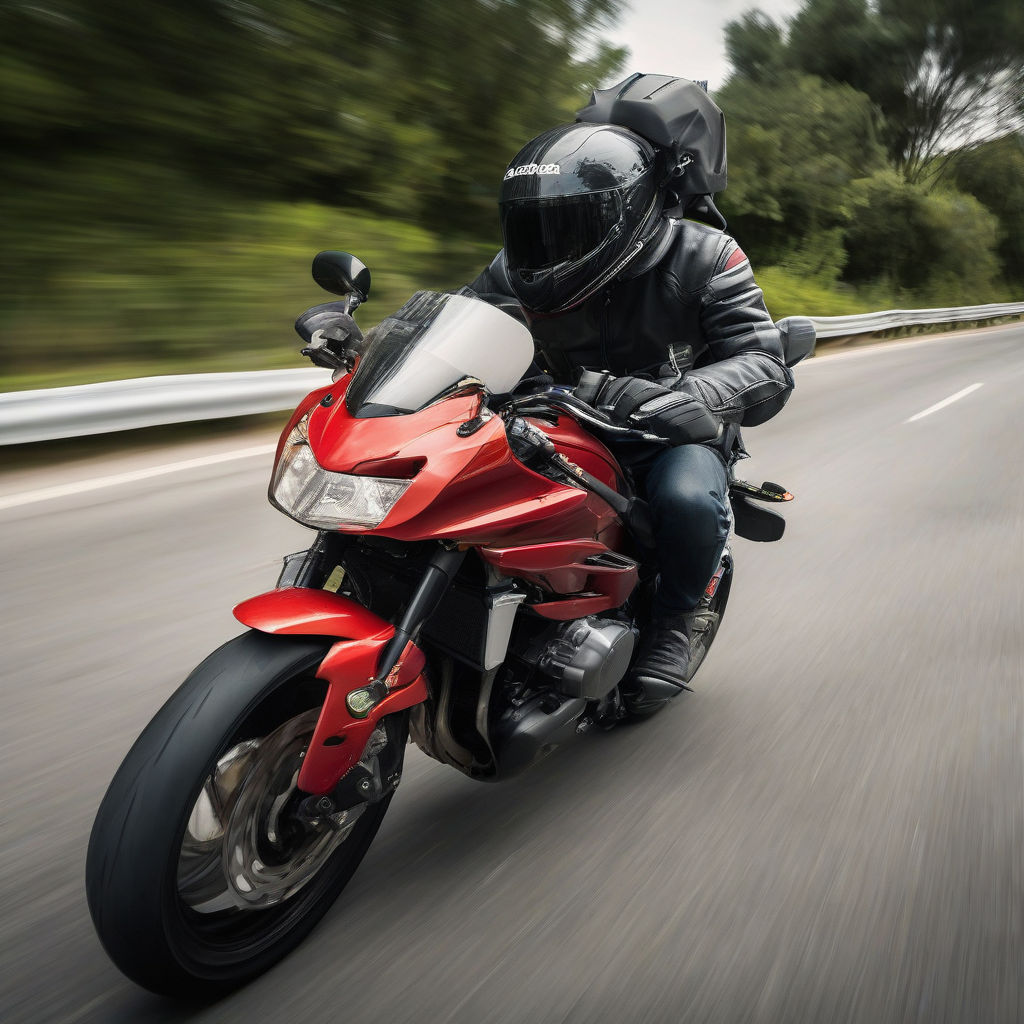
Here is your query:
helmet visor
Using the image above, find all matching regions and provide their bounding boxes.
[501,193,621,272]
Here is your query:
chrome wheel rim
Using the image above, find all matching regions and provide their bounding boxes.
[176,708,366,914]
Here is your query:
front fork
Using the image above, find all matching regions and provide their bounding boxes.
[236,541,465,796]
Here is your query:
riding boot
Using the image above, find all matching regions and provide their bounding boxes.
[621,611,696,717]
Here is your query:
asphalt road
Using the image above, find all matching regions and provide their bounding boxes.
[1,325,1023,1024]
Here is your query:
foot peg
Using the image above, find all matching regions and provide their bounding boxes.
[729,479,793,502]
[729,479,791,542]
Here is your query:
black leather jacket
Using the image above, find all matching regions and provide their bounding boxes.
[468,215,794,463]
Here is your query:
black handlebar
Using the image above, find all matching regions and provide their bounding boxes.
[508,388,670,444]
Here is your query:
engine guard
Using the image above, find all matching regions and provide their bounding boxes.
[234,588,427,795]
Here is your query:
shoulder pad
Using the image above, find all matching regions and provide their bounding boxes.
[663,220,732,291]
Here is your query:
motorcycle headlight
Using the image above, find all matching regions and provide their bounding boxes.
[269,413,411,530]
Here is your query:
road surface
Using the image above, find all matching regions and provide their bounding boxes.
[1,325,1022,1023]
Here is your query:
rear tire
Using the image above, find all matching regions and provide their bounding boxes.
[86,630,404,999]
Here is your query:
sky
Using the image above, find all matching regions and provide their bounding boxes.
[605,0,804,90]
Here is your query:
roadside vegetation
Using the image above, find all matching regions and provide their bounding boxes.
[1,0,1022,389]
[719,0,1024,317]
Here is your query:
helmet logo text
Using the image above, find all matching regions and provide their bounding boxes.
[504,163,560,179]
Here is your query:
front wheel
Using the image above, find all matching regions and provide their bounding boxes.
[86,631,406,998]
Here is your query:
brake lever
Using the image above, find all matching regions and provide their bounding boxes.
[509,389,670,444]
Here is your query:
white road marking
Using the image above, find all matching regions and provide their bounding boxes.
[0,443,277,511]
[906,383,984,422]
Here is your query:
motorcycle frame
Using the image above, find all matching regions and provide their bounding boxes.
[237,375,643,794]
[237,373,766,795]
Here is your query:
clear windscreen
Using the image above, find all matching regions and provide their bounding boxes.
[345,291,535,416]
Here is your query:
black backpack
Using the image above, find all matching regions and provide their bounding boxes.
[576,73,728,198]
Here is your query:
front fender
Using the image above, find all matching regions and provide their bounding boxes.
[234,587,393,639]
[233,588,427,794]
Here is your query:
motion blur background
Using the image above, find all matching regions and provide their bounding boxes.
[3,4,1024,1021]
[2,0,1023,393]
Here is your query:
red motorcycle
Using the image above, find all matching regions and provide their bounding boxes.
[86,252,814,996]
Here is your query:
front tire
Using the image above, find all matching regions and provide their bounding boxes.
[86,631,404,998]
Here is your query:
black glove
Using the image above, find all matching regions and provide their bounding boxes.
[596,375,722,446]
[294,301,364,371]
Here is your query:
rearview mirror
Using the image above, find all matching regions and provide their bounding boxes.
[312,251,371,303]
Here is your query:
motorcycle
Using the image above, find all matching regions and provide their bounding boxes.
[86,251,815,997]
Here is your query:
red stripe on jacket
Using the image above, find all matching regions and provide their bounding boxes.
[723,247,748,272]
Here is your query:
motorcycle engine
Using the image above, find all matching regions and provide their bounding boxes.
[537,617,637,700]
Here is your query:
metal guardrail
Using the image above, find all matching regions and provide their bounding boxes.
[0,368,332,446]
[2,302,1022,445]
[808,301,1024,339]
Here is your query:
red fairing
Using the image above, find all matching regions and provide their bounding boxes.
[234,589,393,639]
[294,375,623,547]
[480,539,638,620]
[276,383,335,463]
[249,373,642,792]
[299,639,426,795]
[541,415,622,491]
[233,589,426,795]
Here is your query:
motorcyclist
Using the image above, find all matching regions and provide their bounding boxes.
[467,75,795,716]
[294,76,795,717]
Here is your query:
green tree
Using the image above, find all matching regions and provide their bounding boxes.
[0,0,628,373]
[723,11,787,86]
[715,72,886,277]
[952,134,1024,288]
[0,0,624,235]
[728,0,1024,184]
[842,169,1002,300]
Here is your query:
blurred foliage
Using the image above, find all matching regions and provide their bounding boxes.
[756,267,878,319]
[952,135,1024,287]
[727,0,1024,182]
[0,202,492,377]
[843,171,1002,301]
[2,0,1023,388]
[0,0,624,378]
[721,0,1024,308]
[0,0,624,231]
[716,73,886,278]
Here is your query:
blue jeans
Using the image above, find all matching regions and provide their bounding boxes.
[637,444,731,616]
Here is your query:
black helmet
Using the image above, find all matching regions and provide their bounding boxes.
[498,122,665,315]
